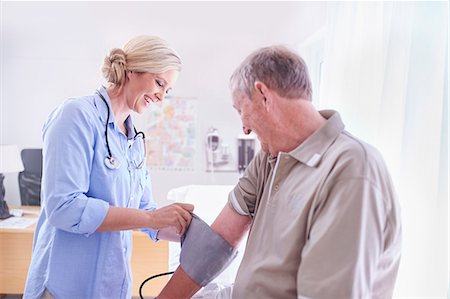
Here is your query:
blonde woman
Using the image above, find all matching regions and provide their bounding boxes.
[24,35,194,299]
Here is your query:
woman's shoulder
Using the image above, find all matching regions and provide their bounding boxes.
[43,94,98,131]
[60,94,98,117]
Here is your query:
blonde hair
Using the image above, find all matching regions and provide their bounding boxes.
[230,45,312,101]
[101,35,182,91]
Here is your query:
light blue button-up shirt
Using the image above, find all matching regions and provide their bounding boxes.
[24,86,159,299]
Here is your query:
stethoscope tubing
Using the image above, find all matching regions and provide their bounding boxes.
[96,90,146,170]
[99,91,114,159]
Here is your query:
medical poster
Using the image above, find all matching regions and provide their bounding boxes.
[144,97,197,171]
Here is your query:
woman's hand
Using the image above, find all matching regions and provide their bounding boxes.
[147,203,194,236]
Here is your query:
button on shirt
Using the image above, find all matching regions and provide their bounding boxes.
[23,86,158,299]
[229,110,402,299]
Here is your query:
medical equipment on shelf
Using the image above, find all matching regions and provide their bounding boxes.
[237,134,256,173]
[96,90,147,170]
[205,127,230,171]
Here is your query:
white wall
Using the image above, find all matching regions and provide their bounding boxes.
[0,1,327,206]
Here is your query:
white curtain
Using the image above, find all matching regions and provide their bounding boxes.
[318,2,448,297]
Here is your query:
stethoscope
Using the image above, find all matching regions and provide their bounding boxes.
[96,90,146,170]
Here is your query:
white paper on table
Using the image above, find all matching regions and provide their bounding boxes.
[0,217,38,229]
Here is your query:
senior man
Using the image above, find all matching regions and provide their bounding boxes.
[158,45,402,299]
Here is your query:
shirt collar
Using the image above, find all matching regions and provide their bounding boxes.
[288,110,345,167]
[94,86,115,125]
[94,86,137,139]
[124,115,137,139]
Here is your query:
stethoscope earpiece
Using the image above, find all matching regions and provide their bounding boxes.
[104,156,121,170]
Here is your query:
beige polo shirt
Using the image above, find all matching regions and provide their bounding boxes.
[228,110,402,299]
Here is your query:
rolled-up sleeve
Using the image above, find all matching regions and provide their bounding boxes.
[42,100,109,236]
[228,150,264,217]
[139,174,159,241]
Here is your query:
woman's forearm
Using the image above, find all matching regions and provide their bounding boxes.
[96,206,152,232]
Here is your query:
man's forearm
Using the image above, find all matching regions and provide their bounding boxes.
[157,266,200,299]
[211,202,251,247]
[157,203,251,298]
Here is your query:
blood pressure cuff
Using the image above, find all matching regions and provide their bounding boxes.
[180,214,238,287]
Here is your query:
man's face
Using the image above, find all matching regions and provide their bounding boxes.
[232,91,269,152]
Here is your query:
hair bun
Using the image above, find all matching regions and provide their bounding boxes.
[108,48,126,65]
[101,48,127,85]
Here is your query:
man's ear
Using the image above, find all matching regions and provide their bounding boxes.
[254,81,271,110]
[254,81,267,97]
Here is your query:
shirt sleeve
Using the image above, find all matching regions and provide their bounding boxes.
[42,99,110,236]
[228,150,265,217]
[296,177,387,298]
[138,170,159,241]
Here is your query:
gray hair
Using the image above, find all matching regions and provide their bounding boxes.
[230,45,312,101]
[101,35,182,91]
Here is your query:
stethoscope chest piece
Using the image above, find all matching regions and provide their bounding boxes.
[104,156,121,170]
[96,89,144,171]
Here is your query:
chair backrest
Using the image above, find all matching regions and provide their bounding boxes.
[18,148,42,206]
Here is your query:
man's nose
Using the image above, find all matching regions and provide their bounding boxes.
[243,127,252,135]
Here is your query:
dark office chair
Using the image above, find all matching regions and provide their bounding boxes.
[18,148,42,206]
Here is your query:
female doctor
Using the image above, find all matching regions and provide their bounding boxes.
[23,35,194,299]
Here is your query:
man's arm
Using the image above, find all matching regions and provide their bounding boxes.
[157,203,251,299]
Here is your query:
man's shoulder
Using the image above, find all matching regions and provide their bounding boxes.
[329,131,389,179]
[338,131,381,158]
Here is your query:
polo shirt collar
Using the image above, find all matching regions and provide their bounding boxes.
[288,110,345,167]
